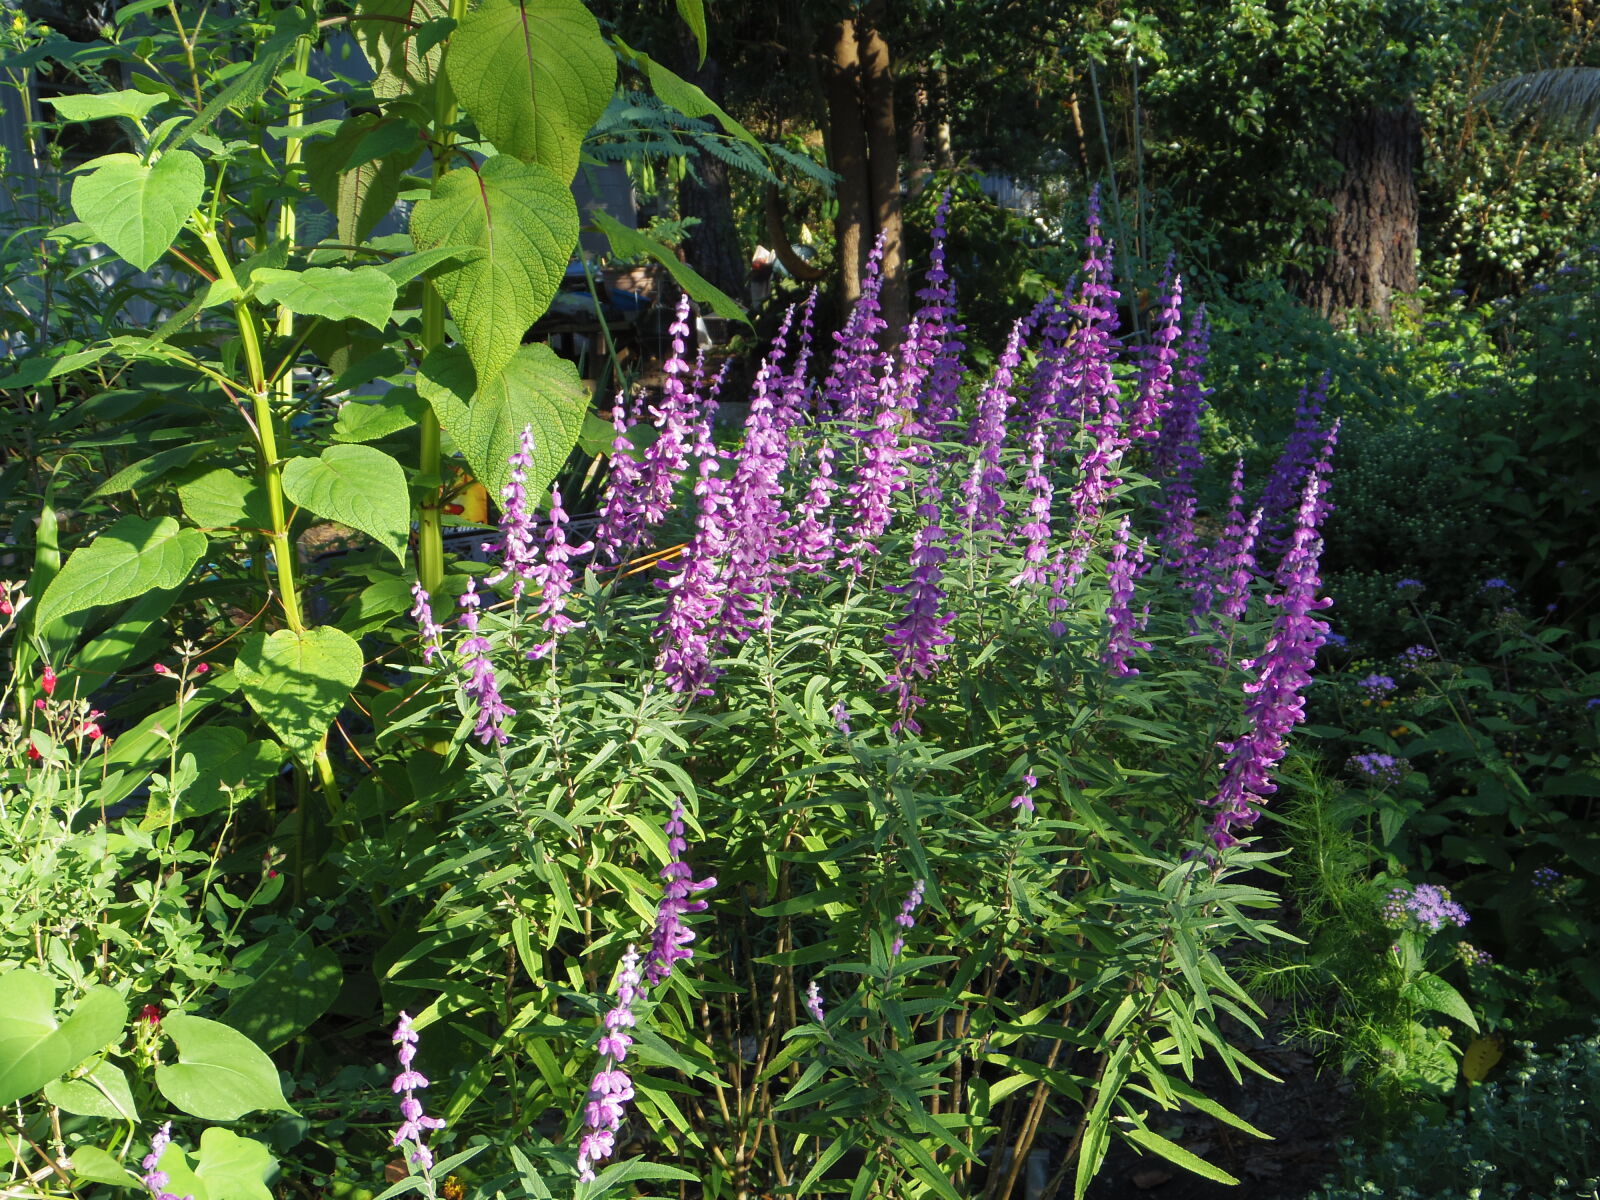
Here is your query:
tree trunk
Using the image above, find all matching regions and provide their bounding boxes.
[1303,104,1420,326]
[824,18,871,309]
[675,50,747,303]
[908,77,931,194]
[859,22,907,336]
[934,65,955,169]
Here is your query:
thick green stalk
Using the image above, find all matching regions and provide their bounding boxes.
[196,224,305,634]
[415,0,472,597]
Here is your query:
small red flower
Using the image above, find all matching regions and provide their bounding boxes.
[40,665,56,696]
[139,1004,162,1026]
[26,743,41,762]
[193,662,209,675]
[152,662,172,676]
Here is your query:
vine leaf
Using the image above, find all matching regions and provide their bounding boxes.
[155,1014,295,1122]
[282,445,410,564]
[36,515,207,629]
[417,343,587,502]
[447,0,615,182]
[71,150,203,271]
[410,156,578,384]
[252,266,398,330]
[234,627,363,765]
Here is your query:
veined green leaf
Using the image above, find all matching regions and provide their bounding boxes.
[71,150,203,271]
[154,1014,295,1121]
[252,266,398,330]
[410,156,578,383]
[234,627,363,764]
[675,0,707,66]
[447,0,615,181]
[416,343,587,502]
[282,445,410,563]
[45,89,168,123]
[36,515,207,628]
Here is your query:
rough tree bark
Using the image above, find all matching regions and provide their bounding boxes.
[1303,105,1421,326]
[674,50,747,303]
[823,18,871,308]
[860,21,907,334]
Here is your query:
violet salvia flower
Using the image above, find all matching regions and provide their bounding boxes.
[1152,305,1210,583]
[645,802,716,985]
[824,233,889,423]
[485,424,538,597]
[1125,263,1183,445]
[1045,546,1071,638]
[788,436,839,573]
[592,396,645,568]
[634,295,700,533]
[831,702,852,737]
[391,1012,446,1172]
[890,879,926,958]
[804,980,826,1023]
[1259,372,1329,544]
[141,1122,184,1200]
[1102,517,1152,678]
[780,289,820,423]
[576,946,642,1182]
[410,582,446,665]
[839,371,912,575]
[959,318,1025,542]
[1010,772,1038,814]
[911,192,967,439]
[1009,412,1054,588]
[1055,185,1121,437]
[1205,426,1338,849]
[458,578,514,745]
[526,484,594,660]
[656,400,732,696]
[881,469,955,734]
[1193,460,1258,636]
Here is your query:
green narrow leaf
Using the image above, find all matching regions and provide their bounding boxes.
[153,1013,295,1121]
[234,627,363,764]
[71,150,204,271]
[36,515,207,629]
[675,0,707,66]
[1124,1127,1240,1186]
[447,0,615,181]
[416,343,588,502]
[616,38,762,150]
[281,445,410,563]
[410,156,579,383]
[592,211,747,325]
[252,267,398,330]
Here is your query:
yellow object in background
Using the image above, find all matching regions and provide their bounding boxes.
[1462,1034,1503,1081]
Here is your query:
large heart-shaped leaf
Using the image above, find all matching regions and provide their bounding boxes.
[252,266,398,331]
[234,628,363,764]
[154,1013,294,1122]
[281,444,410,564]
[71,150,203,271]
[223,931,343,1051]
[354,0,449,103]
[178,468,272,531]
[410,155,578,384]
[0,971,126,1106]
[46,89,169,124]
[304,112,421,245]
[153,1126,277,1200]
[45,1060,139,1122]
[417,343,588,502]
[447,0,614,182]
[35,515,207,629]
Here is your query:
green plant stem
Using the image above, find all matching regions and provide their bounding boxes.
[196,224,305,634]
[415,0,472,598]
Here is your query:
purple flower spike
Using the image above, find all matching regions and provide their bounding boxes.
[141,1122,180,1199]
[788,436,839,573]
[959,318,1025,543]
[1126,264,1183,445]
[1010,772,1038,815]
[593,395,645,569]
[458,578,514,746]
[410,582,446,665]
[656,405,732,696]
[804,980,826,1023]
[1205,425,1339,848]
[1259,372,1329,546]
[840,371,912,575]
[485,424,539,597]
[881,469,956,734]
[910,192,967,438]
[824,233,890,423]
[1102,517,1152,678]
[890,879,926,958]
[1055,185,1121,438]
[645,802,716,985]
[1009,412,1054,588]
[576,946,643,1183]
[527,484,594,661]
[1152,305,1210,584]
[391,1013,446,1172]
